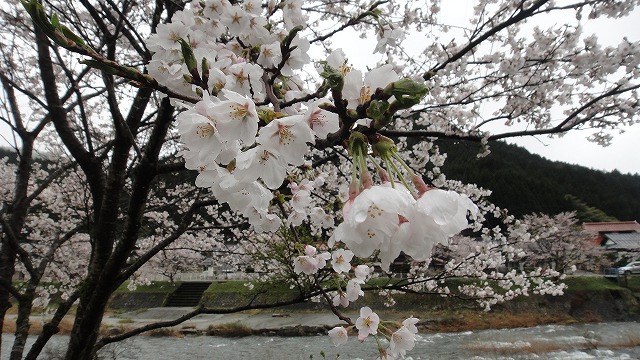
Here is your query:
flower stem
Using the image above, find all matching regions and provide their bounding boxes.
[389,159,416,197]
[367,155,390,182]
[391,151,416,176]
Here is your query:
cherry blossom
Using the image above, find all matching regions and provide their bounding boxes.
[303,103,340,140]
[328,326,349,346]
[402,317,419,334]
[356,306,380,339]
[257,41,282,68]
[331,249,354,274]
[213,90,260,145]
[234,146,288,190]
[332,185,414,260]
[332,291,350,308]
[342,65,399,110]
[293,245,330,275]
[388,326,416,357]
[293,255,321,275]
[309,207,334,229]
[346,279,365,302]
[257,115,315,166]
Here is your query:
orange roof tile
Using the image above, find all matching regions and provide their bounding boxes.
[583,221,640,233]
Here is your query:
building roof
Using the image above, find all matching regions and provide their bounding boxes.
[603,233,640,251]
[583,221,640,233]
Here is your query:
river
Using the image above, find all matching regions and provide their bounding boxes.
[3,322,640,359]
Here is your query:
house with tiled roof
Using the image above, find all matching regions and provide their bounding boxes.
[583,221,640,254]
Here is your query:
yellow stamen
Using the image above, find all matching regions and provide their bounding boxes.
[230,104,248,120]
[278,124,293,145]
[360,85,372,104]
[196,124,214,138]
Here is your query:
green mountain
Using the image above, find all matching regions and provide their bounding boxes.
[435,140,640,222]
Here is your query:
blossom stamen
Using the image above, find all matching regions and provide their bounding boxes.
[195,124,214,138]
[359,85,372,104]
[277,123,293,145]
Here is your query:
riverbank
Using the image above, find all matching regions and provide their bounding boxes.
[104,282,640,336]
[100,299,620,337]
[0,306,599,338]
[3,276,640,337]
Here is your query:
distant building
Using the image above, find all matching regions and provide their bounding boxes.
[601,233,640,252]
[583,221,640,256]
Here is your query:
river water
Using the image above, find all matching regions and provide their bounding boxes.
[3,322,640,359]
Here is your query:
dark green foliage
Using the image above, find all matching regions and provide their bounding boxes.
[435,140,640,222]
[564,195,619,222]
[0,147,19,163]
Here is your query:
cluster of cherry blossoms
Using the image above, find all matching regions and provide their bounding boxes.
[176,87,339,231]
[329,307,419,359]
[293,244,373,306]
[148,0,351,231]
[333,180,478,272]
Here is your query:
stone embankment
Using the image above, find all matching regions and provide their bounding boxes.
[102,286,640,337]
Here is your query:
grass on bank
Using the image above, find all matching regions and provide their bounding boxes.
[563,276,624,291]
[8,276,636,313]
[110,275,634,298]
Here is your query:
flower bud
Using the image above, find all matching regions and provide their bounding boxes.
[360,168,373,189]
[320,63,344,91]
[178,38,198,78]
[365,100,390,120]
[348,131,368,156]
[411,173,431,195]
[377,167,391,182]
[257,109,282,124]
[384,79,429,109]
[385,78,429,97]
[201,58,210,87]
[371,135,397,157]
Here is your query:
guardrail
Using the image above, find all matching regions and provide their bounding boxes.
[143,272,251,282]
[603,268,619,278]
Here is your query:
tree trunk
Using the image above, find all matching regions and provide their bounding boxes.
[0,134,36,358]
[0,245,16,357]
[9,295,34,360]
[64,280,114,360]
[24,292,78,360]
[63,97,173,360]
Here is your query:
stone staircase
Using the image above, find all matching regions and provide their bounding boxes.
[164,282,211,307]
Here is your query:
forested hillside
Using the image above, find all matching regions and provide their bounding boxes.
[436,140,640,222]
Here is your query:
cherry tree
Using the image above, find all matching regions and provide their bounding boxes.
[522,212,607,273]
[1,0,639,359]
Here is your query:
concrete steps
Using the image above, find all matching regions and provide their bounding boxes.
[164,282,211,307]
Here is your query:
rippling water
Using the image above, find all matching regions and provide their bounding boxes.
[3,322,640,359]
